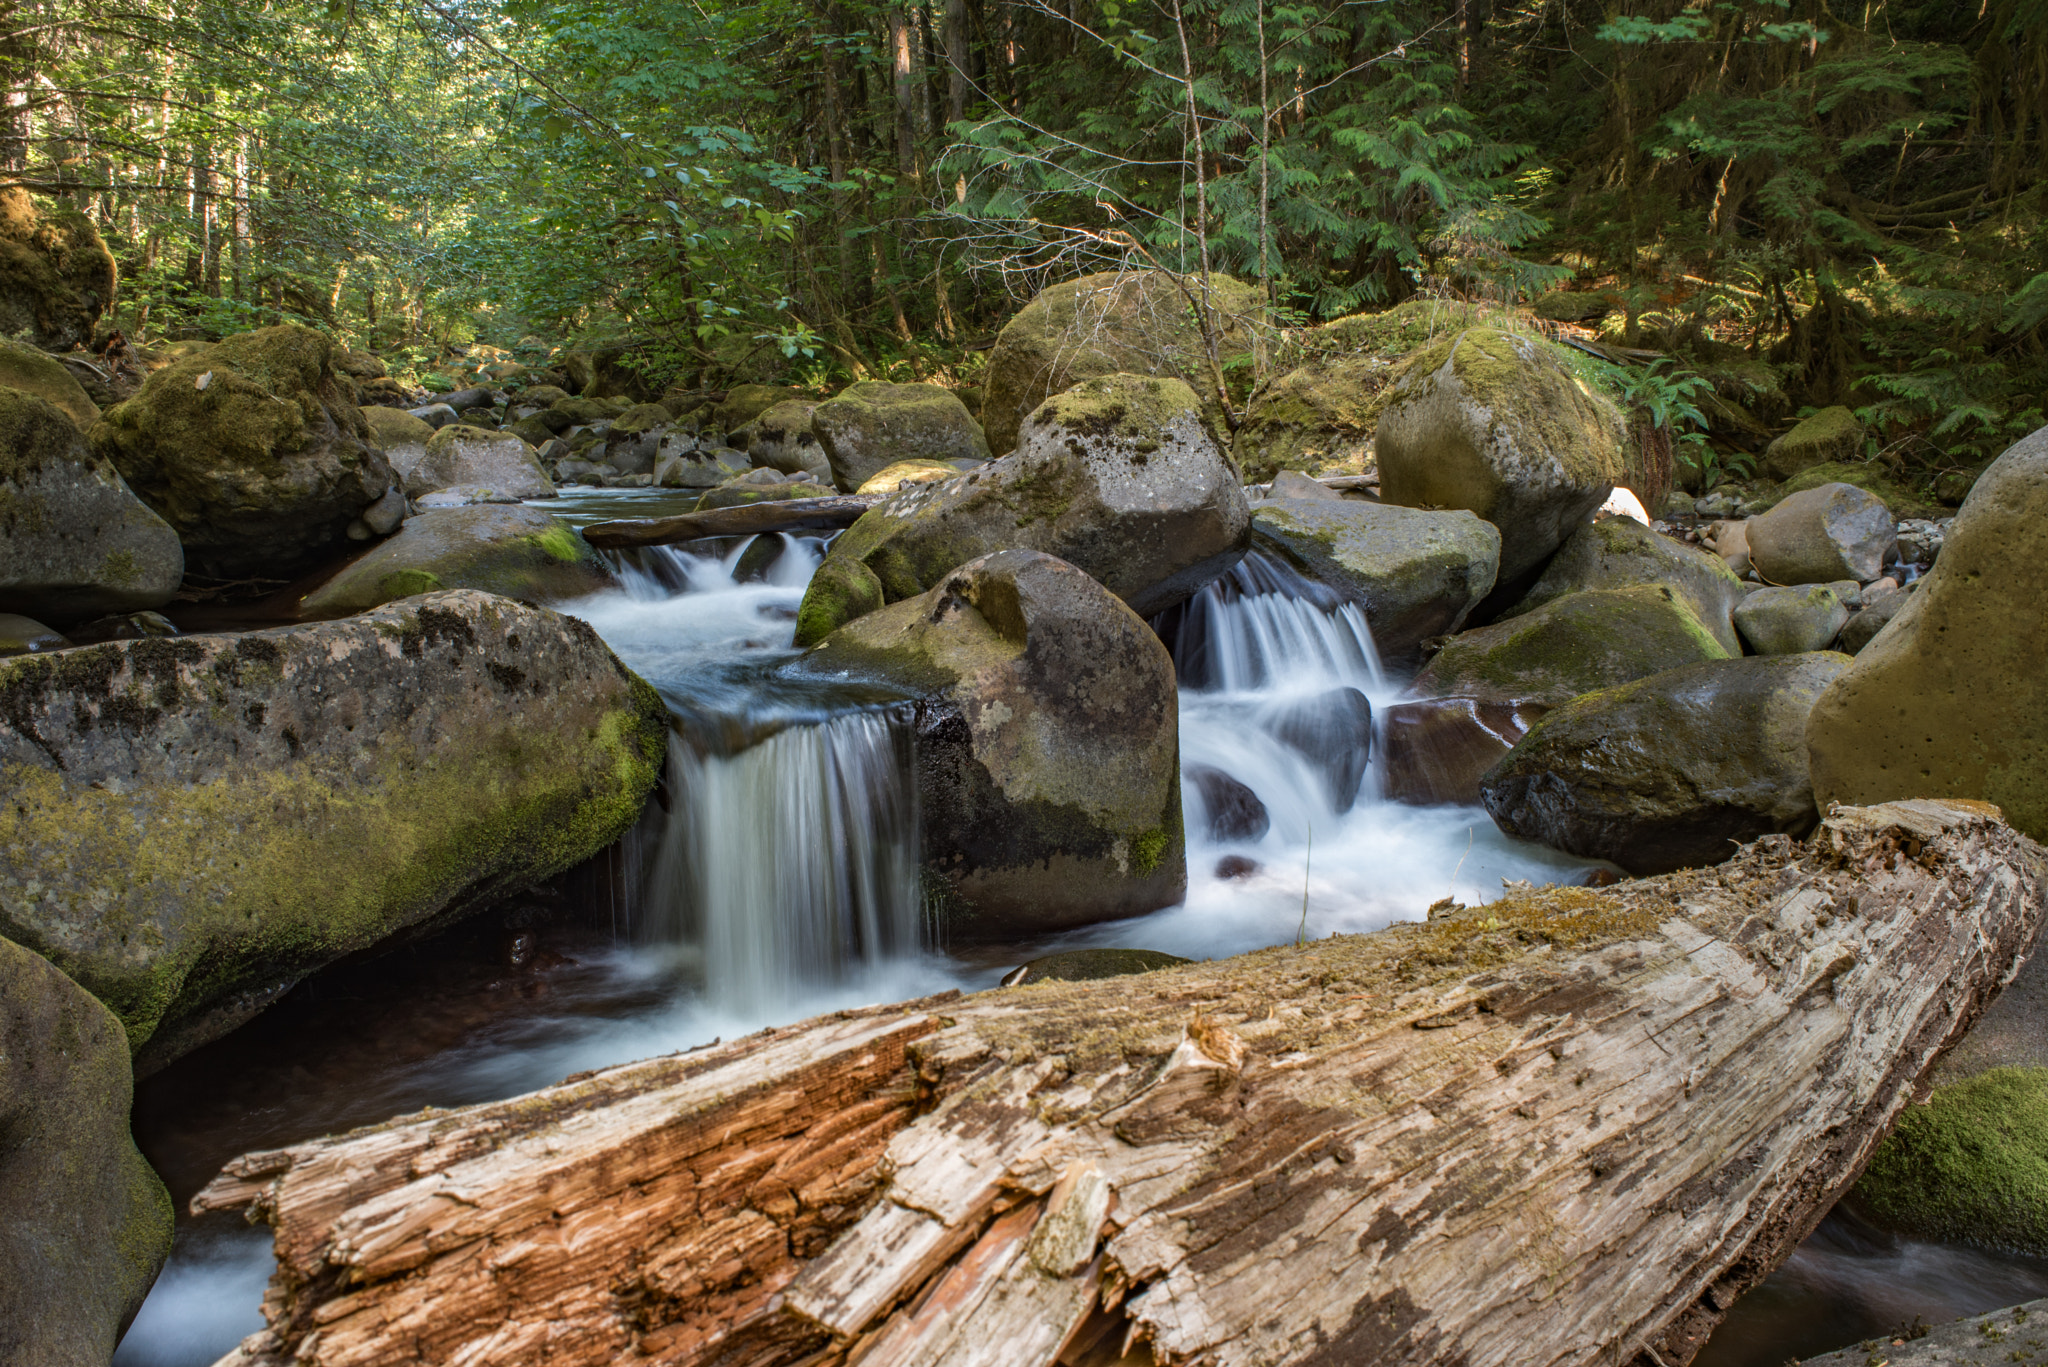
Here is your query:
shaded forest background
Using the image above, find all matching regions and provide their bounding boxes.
[3,0,2045,481]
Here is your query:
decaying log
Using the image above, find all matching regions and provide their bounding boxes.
[197,800,2047,1367]
[581,494,882,549]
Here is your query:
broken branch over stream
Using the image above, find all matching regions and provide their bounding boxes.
[198,800,2046,1367]
[580,494,882,549]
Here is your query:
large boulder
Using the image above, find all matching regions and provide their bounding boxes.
[981,269,1263,455]
[1481,652,1851,876]
[297,506,615,618]
[1762,405,1863,482]
[794,374,1250,646]
[811,381,990,492]
[1853,1066,2048,1257]
[1231,353,1394,484]
[0,337,99,430]
[736,399,828,479]
[0,188,116,351]
[1501,515,1747,656]
[1745,481,1895,585]
[1806,426,2048,842]
[89,324,397,578]
[794,550,1183,935]
[1375,328,1626,591]
[404,423,555,500]
[712,383,802,434]
[362,404,436,489]
[1732,584,1849,655]
[1409,586,1731,706]
[0,591,667,1064]
[0,388,183,624]
[1250,497,1500,657]
[0,934,173,1366]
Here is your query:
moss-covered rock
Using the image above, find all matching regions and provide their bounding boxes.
[795,550,1184,936]
[0,933,172,1366]
[0,591,667,1062]
[1481,652,1850,875]
[0,388,183,625]
[735,398,827,478]
[1250,498,1500,657]
[1409,585,1731,707]
[1806,425,2048,843]
[793,373,1250,646]
[0,338,99,431]
[1531,290,1615,323]
[1773,459,1945,520]
[1003,947,1191,986]
[1503,515,1747,656]
[297,506,615,617]
[1732,584,1849,655]
[1746,481,1896,584]
[89,323,398,578]
[1762,405,1863,481]
[0,188,117,352]
[1855,1066,2048,1255]
[1233,354,1395,484]
[362,404,435,449]
[1375,327,1627,590]
[812,381,990,492]
[981,269,1265,455]
[712,383,803,434]
[522,384,572,409]
[694,472,836,510]
[405,423,554,500]
[855,459,966,496]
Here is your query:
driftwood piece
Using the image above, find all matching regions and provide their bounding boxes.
[198,800,2046,1367]
[580,494,882,548]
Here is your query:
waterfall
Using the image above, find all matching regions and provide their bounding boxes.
[1155,551,1384,693]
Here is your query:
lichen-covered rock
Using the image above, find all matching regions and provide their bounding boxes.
[89,324,397,578]
[981,269,1263,455]
[1746,481,1895,585]
[736,399,827,479]
[405,423,554,500]
[1733,584,1849,655]
[1374,328,1626,589]
[1481,652,1850,876]
[1250,498,1500,658]
[1806,426,2048,842]
[1232,353,1394,484]
[0,591,667,1063]
[0,337,99,430]
[0,934,172,1367]
[812,381,990,492]
[297,506,615,618]
[1762,405,1863,481]
[0,188,117,352]
[1409,586,1731,707]
[855,459,965,496]
[712,383,803,434]
[794,373,1250,646]
[1503,515,1747,656]
[794,550,1183,936]
[1853,1066,2048,1256]
[0,388,183,625]
[1379,697,1547,806]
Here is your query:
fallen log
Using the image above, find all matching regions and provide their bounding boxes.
[581,494,883,548]
[197,800,2046,1367]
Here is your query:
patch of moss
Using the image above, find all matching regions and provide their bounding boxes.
[794,555,885,647]
[530,523,585,563]
[1130,825,1172,876]
[1857,1067,2048,1255]
[378,568,444,598]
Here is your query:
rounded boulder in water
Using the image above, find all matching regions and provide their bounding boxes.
[1188,765,1269,841]
[1260,686,1373,812]
[1745,482,1896,584]
[405,424,555,501]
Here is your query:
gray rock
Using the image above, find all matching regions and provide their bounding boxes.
[1745,482,1896,584]
[404,424,555,500]
[298,505,615,618]
[1502,515,1747,656]
[1188,766,1269,841]
[1733,584,1849,655]
[1797,1299,2048,1366]
[362,485,407,535]
[1824,578,1862,610]
[1262,686,1374,812]
[1896,516,1945,564]
[1268,469,1342,501]
[737,399,829,479]
[1481,652,1852,875]
[414,485,521,508]
[812,381,991,493]
[1694,491,1742,519]
[438,386,496,413]
[1838,579,1907,653]
[407,402,461,429]
[654,448,747,489]
[0,612,67,656]
[555,459,613,484]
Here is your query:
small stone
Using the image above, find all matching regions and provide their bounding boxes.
[363,486,407,535]
[1269,469,1342,501]
[346,518,374,541]
[1188,766,1270,841]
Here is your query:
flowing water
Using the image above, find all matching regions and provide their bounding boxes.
[112,490,2023,1366]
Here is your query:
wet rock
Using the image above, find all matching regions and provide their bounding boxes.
[735,399,828,479]
[414,485,523,509]
[1806,425,2048,842]
[1233,353,1394,485]
[1188,765,1270,842]
[298,505,615,617]
[1379,697,1547,806]
[812,381,990,492]
[91,324,398,578]
[1837,578,1907,653]
[66,610,178,645]
[1262,686,1373,812]
[1214,853,1260,880]
[0,613,67,656]
[695,470,836,510]
[855,458,965,496]
[1502,514,1747,656]
[0,933,173,1366]
[408,401,460,429]
[1796,1298,2048,1367]
[794,550,1184,937]
[404,423,555,501]
[1375,328,1626,591]
[0,591,668,1062]
[1733,584,1850,655]
[1000,947,1192,987]
[0,187,116,351]
[1250,498,1500,657]
[794,373,1251,647]
[1762,405,1863,482]
[1745,482,1896,584]
[0,336,99,430]
[1410,586,1730,707]
[1481,652,1851,876]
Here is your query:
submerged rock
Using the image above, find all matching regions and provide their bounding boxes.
[1501,515,1746,657]
[1188,765,1269,842]
[1001,947,1192,987]
[0,613,67,656]
[1745,482,1895,585]
[795,550,1184,936]
[297,506,615,617]
[1733,584,1849,655]
[404,423,555,501]
[0,591,667,1063]
[1261,686,1374,812]
[794,373,1250,647]
[812,381,989,492]
[0,933,173,1367]
[1379,697,1547,806]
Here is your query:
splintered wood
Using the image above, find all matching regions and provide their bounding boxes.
[198,800,2046,1367]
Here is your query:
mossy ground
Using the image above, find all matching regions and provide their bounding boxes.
[1857,1067,2048,1255]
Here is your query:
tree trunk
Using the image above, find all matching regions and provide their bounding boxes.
[196,800,2046,1367]
[944,0,971,124]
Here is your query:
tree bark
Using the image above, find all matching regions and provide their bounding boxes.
[196,800,2046,1367]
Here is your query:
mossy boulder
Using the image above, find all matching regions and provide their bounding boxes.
[1251,498,1500,658]
[362,403,436,491]
[0,591,667,1063]
[0,338,99,431]
[0,188,117,352]
[89,323,398,579]
[794,550,1184,936]
[522,384,572,409]
[1233,354,1396,484]
[736,399,828,478]
[1481,652,1850,875]
[1502,515,1747,656]
[1774,459,1945,520]
[980,269,1265,455]
[694,472,836,510]
[1375,328,1626,591]
[712,383,803,434]
[1732,584,1849,655]
[793,373,1250,647]
[1762,405,1864,481]
[1409,586,1731,707]
[297,506,615,618]
[1746,482,1895,584]
[0,388,183,625]
[1855,1066,2048,1255]
[856,459,965,496]
[1003,947,1191,986]
[1806,425,2048,842]
[1531,290,1615,323]
[0,934,172,1366]
[405,424,554,501]
[812,381,990,492]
